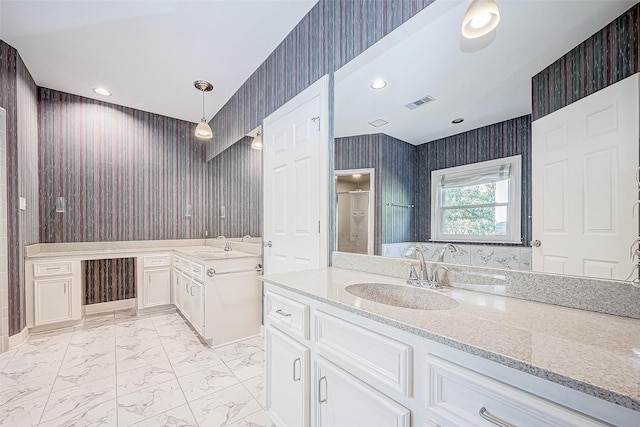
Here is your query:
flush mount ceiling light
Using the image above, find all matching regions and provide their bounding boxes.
[462,0,500,39]
[251,132,262,150]
[370,79,387,89]
[93,87,111,96]
[194,80,213,140]
[352,174,362,178]
[452,118,465,124]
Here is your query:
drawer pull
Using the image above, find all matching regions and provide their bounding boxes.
[292,358,301,382]
[479,407,516,427]
[318,376,327,404]
[276,309,291,317]
[46,267,61,272]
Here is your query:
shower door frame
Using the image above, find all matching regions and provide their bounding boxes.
[334,168,375,255]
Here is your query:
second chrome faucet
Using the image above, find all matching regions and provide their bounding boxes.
[404,246,450,289]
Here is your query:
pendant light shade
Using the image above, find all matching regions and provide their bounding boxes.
[194,80,213,140]
[462,0,500,39]
[251,132,262,150]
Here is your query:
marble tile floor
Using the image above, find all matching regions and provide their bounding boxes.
[0,308,273,427]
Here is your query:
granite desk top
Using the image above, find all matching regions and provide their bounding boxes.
[261,267,640,412]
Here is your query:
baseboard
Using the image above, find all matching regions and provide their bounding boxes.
[9,327,29,349]
[84,298,136,315]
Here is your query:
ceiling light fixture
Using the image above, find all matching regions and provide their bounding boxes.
[352,174,362,178]
[462,0,500,39]
[251,132,262,150]
[452,118,464,124]
[370,79,387,89]
[194,80,213,140]
[93,87,111,96]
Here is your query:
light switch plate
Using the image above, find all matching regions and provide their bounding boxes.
[19,197,26,211]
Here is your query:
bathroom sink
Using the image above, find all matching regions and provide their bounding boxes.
[345,283,459,310]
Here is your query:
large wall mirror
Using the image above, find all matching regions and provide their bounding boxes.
[333,0,638,281]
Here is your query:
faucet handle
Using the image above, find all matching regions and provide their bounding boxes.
[403,262,419,282]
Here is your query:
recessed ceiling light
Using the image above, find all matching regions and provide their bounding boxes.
[352,174,362,178]
[462,0,500,39]
[452,118,464,124]
[370,79,387,90]
[93,87,111,96]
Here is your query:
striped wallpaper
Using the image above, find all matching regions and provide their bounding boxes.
[84,258,136,305]
[532,2,639,120]
[415,115,532,245]
[335,133,416,254]
[207,137,262,239]
[206,0,435,161]
[38,88,207,243]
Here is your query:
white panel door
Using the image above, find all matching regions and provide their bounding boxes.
[34,277,73,325]
[264,78,328,275]
[532,73,639,279]
[313,356,410,427]
[266,326,310,427]
[143,268,170,308]
[189,279,205,335]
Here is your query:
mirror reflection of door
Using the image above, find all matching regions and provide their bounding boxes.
[335,169,375,255]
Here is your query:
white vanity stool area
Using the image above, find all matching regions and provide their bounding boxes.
[22,241,263,348]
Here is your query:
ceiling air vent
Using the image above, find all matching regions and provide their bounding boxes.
[405,95,436,110]
[368,119,389,128]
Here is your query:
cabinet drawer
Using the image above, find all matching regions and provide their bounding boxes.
[424,355,605,427]
[143,254,171,268]
[314,310,412,397]
[190,262,205,282]
[265,291,309,340]
[34,260,73,277]
[180,258,192,274]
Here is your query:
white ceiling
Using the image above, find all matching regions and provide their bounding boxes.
[335,0,637,145]
[0,0,317,123]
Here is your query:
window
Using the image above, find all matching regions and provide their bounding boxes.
[431,155,522,243]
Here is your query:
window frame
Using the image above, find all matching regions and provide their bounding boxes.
[430,155,522,244]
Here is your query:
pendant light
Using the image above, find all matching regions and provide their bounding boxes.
[462,0,500,39]
[251,132,262,150]
[194,80,213,139]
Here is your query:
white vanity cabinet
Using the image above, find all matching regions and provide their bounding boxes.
[263,282,637,427]
[266,325,310,427]
[138,254,171,310]
[28,259,82,328]
[314,356,410,427]
[188,278,205,335]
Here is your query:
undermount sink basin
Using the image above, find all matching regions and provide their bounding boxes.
[345,283,459,310]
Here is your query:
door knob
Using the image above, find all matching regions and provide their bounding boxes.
[264,240,273,248]
[530,240,541,247]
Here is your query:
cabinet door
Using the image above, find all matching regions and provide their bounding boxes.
[314,356,410,427]
[143,268,170,308]
[178,272,191,320]
[35,277,73,325]
[266,326,310,427]
[189,280,205,335]
[172,271,182,311]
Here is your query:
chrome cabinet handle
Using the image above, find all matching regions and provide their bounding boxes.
[292,358,301,382]
[263,240,273,248]
[479,407,516,427]
[275,309,291,317]
[46,266,61,272]
[318,376,327,403]
[529,240,541,247]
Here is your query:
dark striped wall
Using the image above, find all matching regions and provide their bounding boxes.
[38,88,207,243]
[207,137,262,239]
[84,258,136,305]
[532,3,639,120]
[0,40,39,335]
[415,115,532,245]
[206,0,435,161]
[335,133,416,254]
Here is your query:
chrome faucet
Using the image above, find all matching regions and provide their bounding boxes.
[404,246,429,281]
[217,235,232,251]
[430,266,450,289]
[438,243,457,262]
[241,235,251,242]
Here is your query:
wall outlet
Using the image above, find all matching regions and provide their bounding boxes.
[19,197,26,211]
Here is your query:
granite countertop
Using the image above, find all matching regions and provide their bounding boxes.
[24,239,262,259]
[260,267,640,412]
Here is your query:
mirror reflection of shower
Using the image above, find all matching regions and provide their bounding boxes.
[335,169,375,255]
